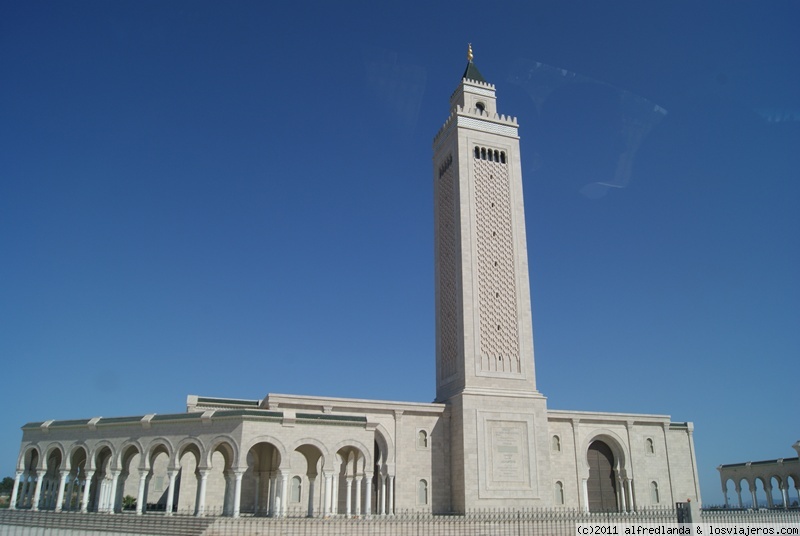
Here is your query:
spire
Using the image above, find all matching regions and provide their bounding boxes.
[462,43,486,83]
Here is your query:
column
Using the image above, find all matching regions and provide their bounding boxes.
[626,478,635,512]
[253,472,261,515]
[780,484,789,509]
[20,475,31,508]
[765,481,774,508]
[107,471,120,514]
[582,479,590,512]
[222,472,233,516]
[354,475,362,516]
[345,477,353,516]
[378,474,385,515]
[323,474,331,516]
[750,482,758,509]
[264,472,275,516]
[136,472,148,515]
[165,470,178,516]
[81,470,95,513]
[364,473,372,516]
[55,471,69,512]
[195,469,209,517]
[307,476,316,517]
[735,485,743,509]
[232,471,243,518]
[387,475,394,515]
[332,474,339,515]
[66,475,76,511]
[616,475,626,512]
[723,483,729,508]
[31,470,45,511]
[9,471,22,510]
[279,473,289,517]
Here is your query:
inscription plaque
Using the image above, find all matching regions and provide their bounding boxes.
[490,422,526,483]
[477,410,540,499]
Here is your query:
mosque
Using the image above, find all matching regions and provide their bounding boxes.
[8,49,701,517]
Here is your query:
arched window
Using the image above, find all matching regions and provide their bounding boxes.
[494,150,500,161]
[418,430,428,448]
[291,476,302,503]
[646,438,655,454]
[650,481,660,504]
[552,435,561,452]
[555,481,565,505]
[418,479,429,505]
[476,102,485,114]
[474,146,480,159]
[481,147,487,160]
[500,151,506,164]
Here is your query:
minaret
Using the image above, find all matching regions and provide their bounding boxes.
[433,45,551,511]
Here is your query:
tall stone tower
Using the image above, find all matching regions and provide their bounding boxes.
[433,46,551,512]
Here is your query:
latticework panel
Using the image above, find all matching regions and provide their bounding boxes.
[473,156,520,373]
[437,156,459,381]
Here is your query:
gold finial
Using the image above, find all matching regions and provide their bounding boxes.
[467,43,473,62]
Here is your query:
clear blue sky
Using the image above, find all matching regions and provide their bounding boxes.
[1,1,797,506]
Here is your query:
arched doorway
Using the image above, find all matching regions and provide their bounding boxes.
[587,440,617,512]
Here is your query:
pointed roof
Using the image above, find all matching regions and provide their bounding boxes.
[462,61,486,83]
[461,43,486,83]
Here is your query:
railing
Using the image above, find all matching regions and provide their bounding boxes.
[701,505,800,524]
[0,506,680,536]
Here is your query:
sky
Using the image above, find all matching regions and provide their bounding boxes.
[1,1,798,507]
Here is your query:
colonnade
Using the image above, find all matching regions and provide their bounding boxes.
[9,465,398,518]
[578,474,636,512]
[9,469,89,513]
[722,477,800,509]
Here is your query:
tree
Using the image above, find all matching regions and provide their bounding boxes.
[0,477,14,495]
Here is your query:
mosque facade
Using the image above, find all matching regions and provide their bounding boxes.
[9,52,701,517]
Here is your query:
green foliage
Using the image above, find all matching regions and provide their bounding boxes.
[122,495,136,510]
[0,477,14,494]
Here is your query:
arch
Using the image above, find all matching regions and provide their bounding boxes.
[552,435,561,452]
[175,437,206,467]
[241,439,286,516]
[787,475,800,507]
[205,435,239,470]
[66,443,89,472]
[145,437,175,467]
[417,430,428,448]
[241,435,288,465]
[417,479,428,505]
[88,444,115,512]
[87,441,116,471]
[44,443,66,468]
[288,438,329,471]
[650,481,660,504]
[18,445,42,472]
[116,440,144,471]
[768,475,782,508]
[555,481,565,505]
[374,425,394,472]
[581,431,628,473]
[646,438,655,454]
[331,439,371,467]
[722,477,736,507]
